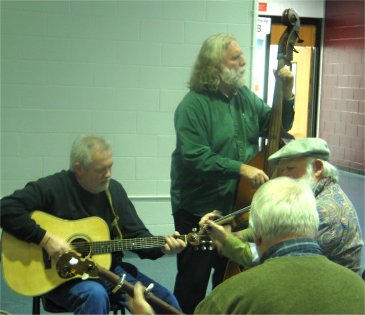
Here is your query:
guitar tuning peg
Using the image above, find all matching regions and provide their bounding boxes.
[87,264,96,273]
[208,245,215,251]
[201,245,207,251]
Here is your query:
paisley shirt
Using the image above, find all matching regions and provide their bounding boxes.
[314,177,363,274]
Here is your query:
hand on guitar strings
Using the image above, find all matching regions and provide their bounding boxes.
[40,232,71,260]
[161,231,187,255]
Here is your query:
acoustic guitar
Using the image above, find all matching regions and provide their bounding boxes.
[1,211,208,296]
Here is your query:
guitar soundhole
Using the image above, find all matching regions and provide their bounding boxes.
[70,237,91,258]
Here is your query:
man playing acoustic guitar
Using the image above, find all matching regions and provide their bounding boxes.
[1,134,186,314]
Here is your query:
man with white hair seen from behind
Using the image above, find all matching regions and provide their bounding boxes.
[131,177,365,314]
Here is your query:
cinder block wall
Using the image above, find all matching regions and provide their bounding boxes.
[1,1,255,234]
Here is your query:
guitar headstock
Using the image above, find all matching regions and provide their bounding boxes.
[186,229,214,250]
[56,251,99,279]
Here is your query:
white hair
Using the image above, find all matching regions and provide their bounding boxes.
[321,160,339,181]
[249,177,319,242]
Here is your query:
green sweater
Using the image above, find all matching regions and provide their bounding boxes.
[195,255,365,314]
[170,86,294,216]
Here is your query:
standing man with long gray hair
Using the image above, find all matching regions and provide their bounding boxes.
[170,33,296,313]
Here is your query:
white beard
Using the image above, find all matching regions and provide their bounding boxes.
[300,166,318,191]
[220,65,246,89]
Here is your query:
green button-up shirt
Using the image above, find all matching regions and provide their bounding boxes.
[171,86,294,216]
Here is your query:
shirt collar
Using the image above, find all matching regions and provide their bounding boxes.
[260,238,322,264]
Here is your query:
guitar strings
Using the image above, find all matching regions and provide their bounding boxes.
[70,235,187,254]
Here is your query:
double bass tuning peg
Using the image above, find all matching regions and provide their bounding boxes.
[297,35,304,44]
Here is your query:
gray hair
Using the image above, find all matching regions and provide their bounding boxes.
[189,33,236,93]
[321,161,339,181]
[249,177,319,242]
[69,135,111,171]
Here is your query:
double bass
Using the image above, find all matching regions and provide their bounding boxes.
[235,8,303,211]
[224,8,303,280]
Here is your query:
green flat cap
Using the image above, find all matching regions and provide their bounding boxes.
[268,137,330,164]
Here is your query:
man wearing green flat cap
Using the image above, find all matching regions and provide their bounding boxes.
[200,137,363,275]
[268,137,330,163]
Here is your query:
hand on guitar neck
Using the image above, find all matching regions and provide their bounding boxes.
[161,231,187,255]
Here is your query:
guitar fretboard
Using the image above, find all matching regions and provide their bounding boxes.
[72,236,173,255]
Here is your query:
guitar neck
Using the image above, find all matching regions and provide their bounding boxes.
[73,235,187,255]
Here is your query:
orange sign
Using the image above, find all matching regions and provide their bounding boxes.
[258,2,267,12]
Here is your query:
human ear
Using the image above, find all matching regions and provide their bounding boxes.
[74,162,83,176]
[313,159,324,179]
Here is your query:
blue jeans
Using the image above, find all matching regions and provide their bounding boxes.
[46,261,180,314]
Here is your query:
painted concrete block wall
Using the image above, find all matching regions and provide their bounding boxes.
[1,0,255,234]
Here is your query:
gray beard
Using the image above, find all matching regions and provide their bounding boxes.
[220,66,246,89]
